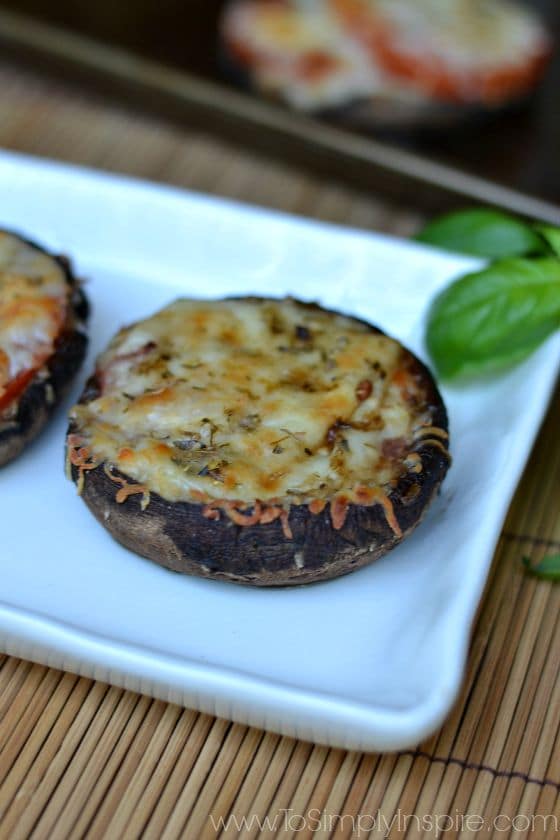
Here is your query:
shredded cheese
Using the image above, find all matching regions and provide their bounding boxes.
[70,298,448,536]
[69,444,98,495]
[0,232,69,412]
[104,464,150,510]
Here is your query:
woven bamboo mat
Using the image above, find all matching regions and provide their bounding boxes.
[0,62,558,839]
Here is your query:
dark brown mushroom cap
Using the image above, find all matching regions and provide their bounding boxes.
[0,232,89,467]
[67,302,450,587]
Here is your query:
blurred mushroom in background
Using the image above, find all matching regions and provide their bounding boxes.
[220,0,553,130]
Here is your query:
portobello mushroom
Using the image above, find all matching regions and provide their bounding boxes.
[219,0,551,132]
[66,297,450,586]
[0,230,88,467]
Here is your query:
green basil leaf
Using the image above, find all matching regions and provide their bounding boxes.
[416,208,543,258]
[426,258,560,379]
[534,224,560,257]
[522,554,560,580]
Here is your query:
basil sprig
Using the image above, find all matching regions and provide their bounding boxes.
[522,554,560,581]
[427,258,560,379]
[415,208,544,259]
[417,209,560,380]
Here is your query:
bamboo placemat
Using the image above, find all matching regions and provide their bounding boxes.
[0,62,558,839]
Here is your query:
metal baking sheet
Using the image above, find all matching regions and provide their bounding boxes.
[0,5,558,223]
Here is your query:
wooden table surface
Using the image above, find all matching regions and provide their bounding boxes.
[0,61,559,839]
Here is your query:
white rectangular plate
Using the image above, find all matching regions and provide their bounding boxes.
[1,150,558,752]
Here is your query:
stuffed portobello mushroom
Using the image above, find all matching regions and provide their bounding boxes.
[67,297,450,586]
[220,0,551,132]
[0,230,88,467]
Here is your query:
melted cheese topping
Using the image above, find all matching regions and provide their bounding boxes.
[0,232,68,408]
[221,0,384,109]
[365,0,547,67]
[222,0,549,109]
[70,298,438,507]
[332,0,550,102]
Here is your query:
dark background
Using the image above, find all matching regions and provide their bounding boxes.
[2,0,558,203]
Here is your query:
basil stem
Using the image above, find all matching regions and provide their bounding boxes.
[522,554,560,581]
[416,208,544,258]
[426,258,560,379]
